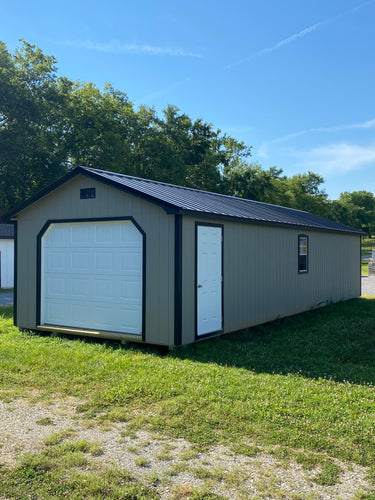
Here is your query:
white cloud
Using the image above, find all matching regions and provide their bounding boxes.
[55,39,202,58]
[296,143,375,174]
[224,0,375,69]
[265,118,375,146]
[254,21,325,58]
[224,20,325,69]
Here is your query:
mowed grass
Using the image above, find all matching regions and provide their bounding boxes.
[1,299,375,471]
[362,237,374,258]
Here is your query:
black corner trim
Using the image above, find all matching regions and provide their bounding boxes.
[36,217,146,341]
[174,215,183,347]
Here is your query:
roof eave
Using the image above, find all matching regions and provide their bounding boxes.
[177,208,365,235]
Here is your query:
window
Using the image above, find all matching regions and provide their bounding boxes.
[298,235,308,273]
[80,188,96,199]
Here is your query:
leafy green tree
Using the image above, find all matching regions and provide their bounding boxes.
[280,172,329,217]
[0,40,71,212]
[331,191,375,235]
[2,37,374,231]
[222,161,283,202]
[66,82,138,172]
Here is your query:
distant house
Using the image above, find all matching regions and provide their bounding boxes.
[0,224,14,288]
[4,167,364,347]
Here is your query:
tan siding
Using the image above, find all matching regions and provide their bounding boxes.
[15,175,175,346]
[182,217,361,344]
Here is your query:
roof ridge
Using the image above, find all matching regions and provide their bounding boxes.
[82,166,310,215]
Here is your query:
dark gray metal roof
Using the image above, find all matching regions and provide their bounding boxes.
[2,166,364,235]
[80,167,364,235]
[0,223,14,239]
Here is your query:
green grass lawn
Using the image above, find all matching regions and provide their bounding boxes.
[362,261,369,275]
[1,299,375,479]
[362,237,374,258]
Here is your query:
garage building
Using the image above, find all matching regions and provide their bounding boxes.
[0,224,14,288]
[5,166,363,347]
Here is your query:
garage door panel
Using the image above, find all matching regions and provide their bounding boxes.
[119,304,142,333]
[72,224,90,243]
[46,301,66,323]
[95,279,114,299]
[95,304,116,329]
[47,276,65,296]
[41,221,143,335]
[120,249,142,273]
[121,223,140,242]
[71,303,90,323]
[71,251,90,271]
[96,224,113,243]
[71,277,90,298]
[47,251,65,272]
[47,225,68,244]
[95,251,113,271]
[120,279,142,302]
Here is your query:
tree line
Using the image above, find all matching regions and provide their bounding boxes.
[1,40,374,234]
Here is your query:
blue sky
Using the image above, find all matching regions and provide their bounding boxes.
[2,0,375,199]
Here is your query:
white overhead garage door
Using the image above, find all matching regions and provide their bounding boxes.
[40,220,143,335]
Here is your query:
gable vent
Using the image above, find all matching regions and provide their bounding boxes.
[80,188,96,199]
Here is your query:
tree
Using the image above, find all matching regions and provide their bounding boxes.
[222,161,283,202]
[280,172,329,218]
[331,191,375,235]
[3,38,373,228]
[0,40,72,212]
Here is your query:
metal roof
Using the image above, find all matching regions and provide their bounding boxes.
[2,166,364,235]
[79,167,364,235]
[0,223,14,239]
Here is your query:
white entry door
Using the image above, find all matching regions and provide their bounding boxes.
[40,220,143,335]
[197,225,222,336]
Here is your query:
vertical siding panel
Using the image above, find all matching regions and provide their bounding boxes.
[219,222,360,335]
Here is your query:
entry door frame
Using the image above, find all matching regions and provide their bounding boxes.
[195,222,224,339]
[36,216,146,340]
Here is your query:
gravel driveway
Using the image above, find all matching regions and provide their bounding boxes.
[361,276,375,296]
[0,397,372,499]
[0,291,13,306]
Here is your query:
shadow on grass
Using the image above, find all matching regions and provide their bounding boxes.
[13,298,375,386]
[171,298,375,386]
